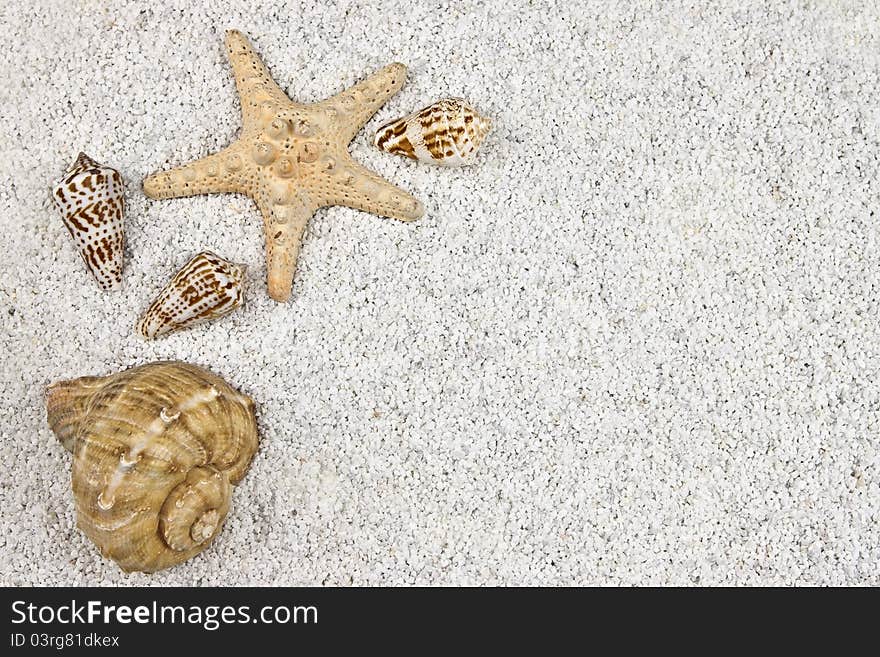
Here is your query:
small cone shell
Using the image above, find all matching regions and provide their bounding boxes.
[137,251,246,339]
[45,361,259,573]
[51,153,126,290]
[374,98,492,166]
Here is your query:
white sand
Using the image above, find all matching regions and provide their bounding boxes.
[1,0,878,585]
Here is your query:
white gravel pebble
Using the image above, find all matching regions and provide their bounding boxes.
[1,0,878,585]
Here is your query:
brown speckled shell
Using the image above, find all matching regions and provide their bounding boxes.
[46,362,259,573]
[374,98,492,166]
[137,251,246,339]
[51,153,125,290]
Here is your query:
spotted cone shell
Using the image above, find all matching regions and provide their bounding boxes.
[137,251,246,339]
[374,98,492,166]
[46,361,259,573]
[51,153,125,290]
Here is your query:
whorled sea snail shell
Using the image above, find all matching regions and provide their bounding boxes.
[46,361,259,573]
[374,98,492,166]
[137,251,246,339]
[51,153,126,290]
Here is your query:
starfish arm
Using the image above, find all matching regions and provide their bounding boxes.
[253,184,316,302]
[224,30,292,132]
[319,63,408,145]
[143,145,247,199]
[321,157,424,222]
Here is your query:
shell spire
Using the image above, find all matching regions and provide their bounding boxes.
[137,251,246,339]
[51,153,126,290]
[46,361,259,573]
[374,98,492,166]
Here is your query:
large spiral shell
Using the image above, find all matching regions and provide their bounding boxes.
[46,361,259,573]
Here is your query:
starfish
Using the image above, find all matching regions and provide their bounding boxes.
[143,30,424,302]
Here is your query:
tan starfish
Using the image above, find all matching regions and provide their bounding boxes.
[143,30,424,302]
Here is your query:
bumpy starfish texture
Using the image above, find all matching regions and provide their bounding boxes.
[143,30,424,302]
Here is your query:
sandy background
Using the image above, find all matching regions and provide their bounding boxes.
[1,0,878,585]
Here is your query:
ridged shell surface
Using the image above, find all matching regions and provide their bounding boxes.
[374,98,492,166]
[51,153,125,290]
[45,361,259,573]
[137,251,246,339]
